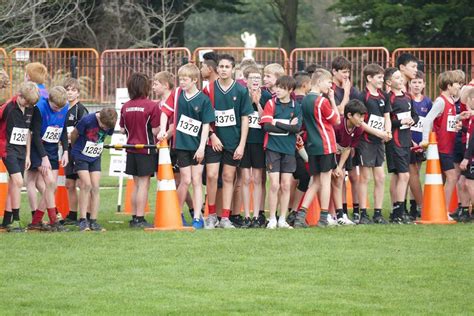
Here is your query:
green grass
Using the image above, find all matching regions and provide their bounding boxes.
[1,153,472,315]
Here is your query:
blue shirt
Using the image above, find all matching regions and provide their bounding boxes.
[411,96,432,144]
[72,113,113,162]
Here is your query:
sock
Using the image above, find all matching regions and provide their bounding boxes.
[320,210,328,219]
[86,212,91,220]
[47,208,57,225]
[189,208,194,218]
[336,208,344,219]
[31,210,44,225]
[353,203,360,214]
[221,208,230,218]
[392,202,402,217]
[374,208,382,217]
[360,208,367,217]
[399,201,407,215]
[136,216,144,222]
[79,217,86,222]
[259,210,265,216]
[403,200,407,213]
[410,200,417,213]
[2,211,12,227]
[208,204,216,215]
[342,203,348,215]
[68,211,77,220]
[12,208,20,221]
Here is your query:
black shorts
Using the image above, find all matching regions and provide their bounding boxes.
[240,143,265,169]
[439,153,455,172]
[453,143,465,164]
[74,157,102,173]
[2,154,25,176]
[30,157,59,170]
[386,145,410,174]
[205,145,240,167]
[345,148,361,171]
[293,154,310,192]
[308,153,336,174]
[266,150,296,173]
[126,152,157,177]
[358,141,385,168]
[409,150,425,165]
[464,161,474,180]
[65,150,78,180]
[176,149,204,168]
[170,148,179,173]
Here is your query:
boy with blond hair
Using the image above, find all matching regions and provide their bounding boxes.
[263,63,285,96]
[0,82,40,232]
[71,108,117,231]
[27,86,69,231]
[159,64,215,229]
[294,68,340,227]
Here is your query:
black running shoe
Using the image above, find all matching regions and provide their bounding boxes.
[293,210,308,228]
[249,217,260,228]
[287,210,297,226]
[51,222,70,232]
[358,214,373,225]
[62,217,78,226]
[130,218,153,228]
[373,214,388,224]
[229,215,244,228]
[241,217,252,229]
[27,223,53,232]
[457,210,471,223]
[257,212,267,228]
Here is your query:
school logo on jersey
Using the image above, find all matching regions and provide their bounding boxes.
[233,96,237,101]
[69,114,74,120]
[379,100,385,107]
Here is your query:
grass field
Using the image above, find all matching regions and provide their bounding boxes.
[1,150,473,315]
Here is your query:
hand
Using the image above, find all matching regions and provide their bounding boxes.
[459,110,471,120]
[376,130,391,142]
[40,156,51,176]
[193,146,205,164]
[342,78,351,93]
[290,117,299,125]
[61,151,69,168]
[401,117,414,126]
[328,88,335,101]
[385,131,392,141]
[157,129,167,141]
[420,141,429,149]
[251,89,261,105]
[332,166,343,178]
[459,159,468,171]
[233,144,244,160]
[25,158,31,171]
[455,121,463,132]
[210,134,223,152]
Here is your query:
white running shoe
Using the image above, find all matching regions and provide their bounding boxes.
[218,217,235,229]
[266,218,277,229]
[204,214,218,229]
[337,214,356,225]
[277,219,294,229]
[327,214,339,226]
[447,213,454,221]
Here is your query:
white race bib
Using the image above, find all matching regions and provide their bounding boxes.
[269,119,290,136]
[215,108,236,127]
[67,126,75,135]
[10,127,28,145]
[176,114,202,137]
[248,111,261,129]
[411,116,425,133]
[367,114,385,131]
[396,111,411,130]
[447,115,457,132]
[81,141,104,158]
[42,126,63,143]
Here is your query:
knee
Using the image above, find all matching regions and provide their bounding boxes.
[207,171,218,183]
[180,175,192,187]
[11,177,23,189]
[80,182,92,192]
[242,174,252,186]
[90,185,100,195]
[222,172,235,184]
[270,181,280,193]
[280,181,291,193]
[374,173,385,184]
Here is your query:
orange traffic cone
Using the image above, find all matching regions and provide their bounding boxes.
[449,187,458,214]
[0,160,8,217]
[345,171,370,209]
[306,196,320,226]
[55,163,69,219]
[146,140,193,231]
[122,177,150,215]
[416,132,456,224]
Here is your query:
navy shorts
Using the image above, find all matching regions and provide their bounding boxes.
[2,154,25,176]
[241,143,265,169]
[65,150,79,180]
[205,145,240,167]
[308,153,336,174]
[73,157,101,173]
[439,153,455,172]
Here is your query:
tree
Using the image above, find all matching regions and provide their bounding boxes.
[268,0,298,52]
[330,0,474,50]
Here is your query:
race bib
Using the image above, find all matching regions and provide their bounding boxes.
[269,119,290,136]
[215,108,236,127]
[10,127,28,145]
[447,115,457,132]
[248,111,261,129]
[411,117,425,133]
[396,111,411,130]
[367,114,385,131]
[42,126,63,143]
[67,126,75,135]
[176,114,202,137]
[81,141,104,158]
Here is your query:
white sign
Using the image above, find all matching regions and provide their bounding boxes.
[115,88,130,131]
[109,133,128,155]
[109,154,126,177]
[15,50,30,62]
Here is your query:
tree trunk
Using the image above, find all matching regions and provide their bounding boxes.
[279,0,298,52]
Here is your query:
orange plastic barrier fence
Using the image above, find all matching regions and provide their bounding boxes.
[100,48,192,103]
[0,48,8,103]
[392,48,474,100]
[290,47,390,91]
[8,48,100,103]
[193,47,289,73]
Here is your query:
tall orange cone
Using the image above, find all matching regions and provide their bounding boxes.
[0,160,8,217]
[416,132,456,224]
[121,177,150,215]
[146,140,193,231]
[306,196,320,226]
[449,187,458,214]
[55,163,69,219]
